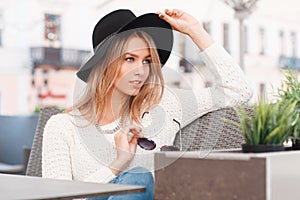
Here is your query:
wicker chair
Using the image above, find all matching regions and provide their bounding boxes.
[26,106,62,177]
[26,106,252,177]
[173,107,253,151]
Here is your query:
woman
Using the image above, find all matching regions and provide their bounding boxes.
[42,9,253,200]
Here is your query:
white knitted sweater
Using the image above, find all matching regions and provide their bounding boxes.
[42,43,253,184]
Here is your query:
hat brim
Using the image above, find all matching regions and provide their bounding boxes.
[77,13,173,82]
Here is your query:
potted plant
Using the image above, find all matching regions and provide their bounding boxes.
[227,99,298,153]
[276,70,300,149]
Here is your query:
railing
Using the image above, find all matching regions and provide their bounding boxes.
[31,47,91,69]
[278,55,300,70]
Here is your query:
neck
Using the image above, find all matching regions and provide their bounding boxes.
[98,91,128,125]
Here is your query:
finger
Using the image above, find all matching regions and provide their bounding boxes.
[117,126,140,138]
[114,128,131,140]
[120,125,143,141]
[127,125,142,134]
[164,9,173,16]
[129,136,138,145]
[167,9,179,18]
[114,132,127,144]
[128,131,143,140]
[130,128,144,137]
[165,9,182,17]
[127,131,143,144]
[157,10,173,18]
[157,11,176,26]
[173,9,183,17]
[114,129,125,139]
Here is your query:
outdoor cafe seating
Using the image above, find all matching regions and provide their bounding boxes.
[1,105,254,199]
[25,106,250,177]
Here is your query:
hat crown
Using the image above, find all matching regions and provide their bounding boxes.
[92,9,136,50]
[77,9,173,82]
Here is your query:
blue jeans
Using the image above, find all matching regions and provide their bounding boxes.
[88,167,154,200]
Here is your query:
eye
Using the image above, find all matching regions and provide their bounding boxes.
[143,59,151,64]
[125,57,134,62]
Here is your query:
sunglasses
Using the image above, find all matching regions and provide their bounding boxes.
[137,115,182,151]
[137,137,156,150]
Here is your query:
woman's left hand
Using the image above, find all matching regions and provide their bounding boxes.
[157,9,201,37]
[157,8,214,51]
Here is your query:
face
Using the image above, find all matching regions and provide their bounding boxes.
[113,36,151,97]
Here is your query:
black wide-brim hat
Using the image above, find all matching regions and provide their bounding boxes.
[76,9,174,82]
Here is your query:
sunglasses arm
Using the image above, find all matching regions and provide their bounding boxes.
[173,119,182,151]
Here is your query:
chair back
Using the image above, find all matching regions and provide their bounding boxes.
[173,107,253,151]
[26,106,62,177]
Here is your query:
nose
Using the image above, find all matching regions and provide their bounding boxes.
[134,62,146,76]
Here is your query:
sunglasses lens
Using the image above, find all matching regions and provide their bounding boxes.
[137,137,156,150]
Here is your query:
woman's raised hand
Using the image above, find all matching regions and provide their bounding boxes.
[157,9,201,37]
[158,8,214,51]
[109,125,143,175]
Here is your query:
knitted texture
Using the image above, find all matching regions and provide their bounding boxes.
[173,106,254,152]
[41,44,253,183]
[26,106,62,177]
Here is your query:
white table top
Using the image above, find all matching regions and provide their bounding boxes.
[0,173,145,200]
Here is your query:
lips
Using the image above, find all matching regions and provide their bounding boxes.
[129,80,143,88]
[129,80,142,84]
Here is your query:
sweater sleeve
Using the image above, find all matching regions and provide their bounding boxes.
[42,114,116,183]
[42,115,73,180]
[171,43,253,127]
[83,167,116,183]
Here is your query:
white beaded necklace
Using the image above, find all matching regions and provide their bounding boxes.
[95,119,121,134]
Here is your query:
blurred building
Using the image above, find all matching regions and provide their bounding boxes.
[180,0,300,103]
[0,0,95,114]
[0,0,299,114]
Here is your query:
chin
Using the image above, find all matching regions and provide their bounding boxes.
[129,89,141,96]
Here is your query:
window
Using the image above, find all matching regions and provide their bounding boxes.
[244,25,248,53]
[203,22,211,34]
[0,30,2,47]
[259,27,265,55]
[44,13,61,46]
[279,30,285,56]
[0,9,3,47]
[290,31,297,57]
[223,23,230,53]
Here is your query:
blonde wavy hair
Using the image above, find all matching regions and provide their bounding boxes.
[65,31,165,126]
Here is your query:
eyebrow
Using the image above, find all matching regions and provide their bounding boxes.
[124,52,151,58]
